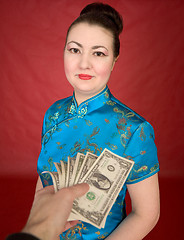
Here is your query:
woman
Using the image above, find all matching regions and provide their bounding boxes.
[36,2,160,239]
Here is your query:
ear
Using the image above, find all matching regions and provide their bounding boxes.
[111,56,119,71]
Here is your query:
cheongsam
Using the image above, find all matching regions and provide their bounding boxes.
[37,86,159,240]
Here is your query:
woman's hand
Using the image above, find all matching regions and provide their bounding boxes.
[106,173,160,240]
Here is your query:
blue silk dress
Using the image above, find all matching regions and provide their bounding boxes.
[37,86,159,240]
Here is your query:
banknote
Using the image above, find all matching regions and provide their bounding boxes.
[54,162,65,189]
[42,171,60,192]
[61,161,67,187]
[69,148,134,228]
[41,149,134,228]
[67,156,76,187]
[70,153,85,186]
[76,152,98,184]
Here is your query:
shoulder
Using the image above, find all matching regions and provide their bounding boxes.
[42,96,73,134]
[109,94,153,133]
[45,96,72,116]
[111,95,145,121]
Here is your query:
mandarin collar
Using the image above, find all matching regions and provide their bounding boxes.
[68,86,111,118]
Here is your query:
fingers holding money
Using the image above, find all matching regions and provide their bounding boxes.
[55,183,89,202]
[22,184,89,240]
[48,183,89,234]
[41,149,134,229]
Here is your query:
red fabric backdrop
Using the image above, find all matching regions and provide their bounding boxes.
[0,0,184,239]
[0,0,183,177]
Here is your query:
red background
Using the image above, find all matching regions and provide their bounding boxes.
[0,0,183,239]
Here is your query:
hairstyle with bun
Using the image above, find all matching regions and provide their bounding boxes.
[65,2,123,58]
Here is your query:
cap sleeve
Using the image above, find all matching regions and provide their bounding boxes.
[125,121,159,184]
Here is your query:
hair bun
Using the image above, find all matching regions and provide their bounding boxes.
[80,2,123,35]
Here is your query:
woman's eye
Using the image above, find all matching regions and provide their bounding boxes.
[94,51,106,57]
[69,48,80,54]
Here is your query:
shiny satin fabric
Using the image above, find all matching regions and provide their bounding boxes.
[37,86,159,239]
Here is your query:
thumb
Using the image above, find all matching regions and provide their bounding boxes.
[67,183,89,198]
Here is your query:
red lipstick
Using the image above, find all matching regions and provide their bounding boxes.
[78,74,93,80]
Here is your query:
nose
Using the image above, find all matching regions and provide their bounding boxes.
[79,53,91,69]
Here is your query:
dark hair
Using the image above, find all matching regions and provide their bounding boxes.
[65,2,123,58]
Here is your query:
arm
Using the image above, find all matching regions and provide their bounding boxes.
[106,173,160,240]
[6,184,89,240]
[22,183,89,240]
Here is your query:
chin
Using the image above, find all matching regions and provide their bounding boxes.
[74,84,97,93]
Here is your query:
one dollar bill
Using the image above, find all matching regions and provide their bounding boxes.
[41,148,134,229]
[69,148,134,228]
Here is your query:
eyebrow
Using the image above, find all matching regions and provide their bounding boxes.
[67,41,108,52]
[92,45,108,52]
[67,41,82,48]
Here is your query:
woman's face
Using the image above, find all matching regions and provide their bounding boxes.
[64,23,116,102]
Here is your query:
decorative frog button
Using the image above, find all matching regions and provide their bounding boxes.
[68,102,76,115]
[78,105,88,118]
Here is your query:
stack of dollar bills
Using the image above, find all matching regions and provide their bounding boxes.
[42,148,134,229]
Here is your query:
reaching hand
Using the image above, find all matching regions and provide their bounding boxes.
[22,183,89,240]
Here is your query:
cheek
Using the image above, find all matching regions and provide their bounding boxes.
[64,57,75,77]
[64,63,73,84]
[64,61,70,77]
[95,62,113,79]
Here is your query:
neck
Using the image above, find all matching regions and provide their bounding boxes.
[75,95,88,106]
[74,86,107,106]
